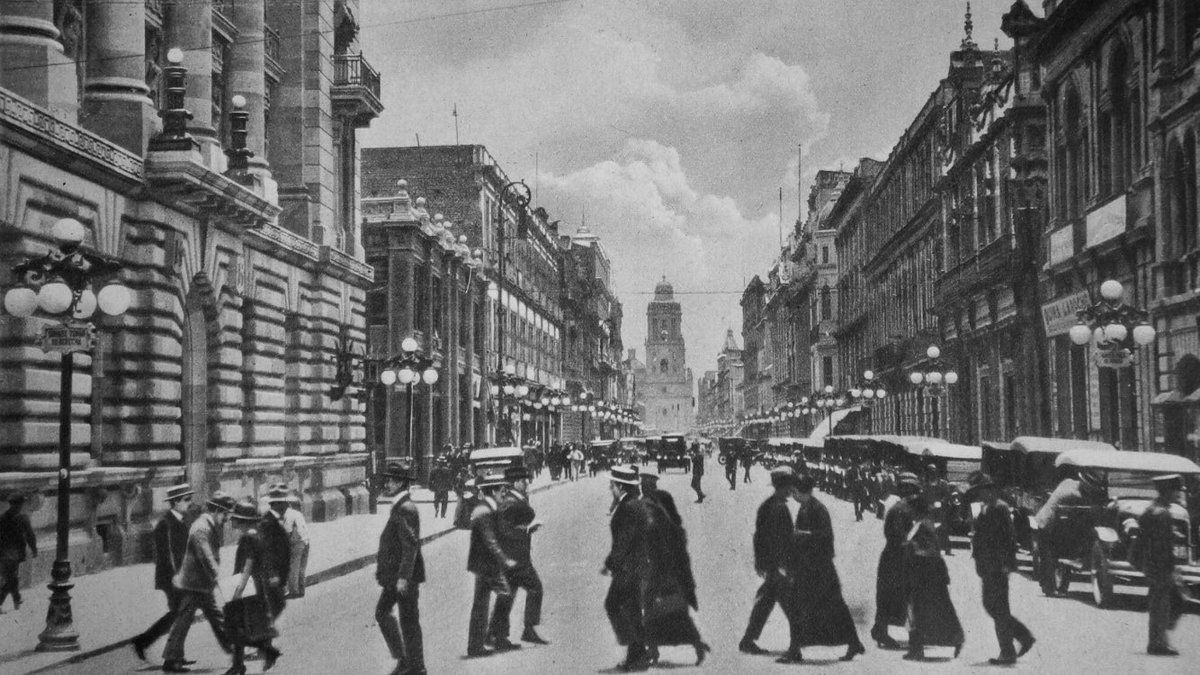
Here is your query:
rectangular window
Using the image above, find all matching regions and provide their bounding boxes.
[822,356,833,387]
[1003,372,1016,438]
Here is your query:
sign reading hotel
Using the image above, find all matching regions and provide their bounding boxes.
[1041,290,1091,337]
[1086,194,1126,249]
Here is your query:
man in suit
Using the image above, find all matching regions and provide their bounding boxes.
[1138,474,1186,656]
[376,462,427,675]
[604,464,650,672]
[260,485,293,617]
[689,444,705,503]
[640,474,681,526]
[488,465,547,648]
[0,493,38,611]
[279,487,310,599]
[162,492,236,673]
[967,472,1034,665]
[739,467,796,655]
[429,456,454,518]
[466,471,517,658]
[132,484,194,660]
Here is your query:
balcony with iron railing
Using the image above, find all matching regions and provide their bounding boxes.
[333,53,384,127]
[933,232,1014,310]
[264,24,284,78]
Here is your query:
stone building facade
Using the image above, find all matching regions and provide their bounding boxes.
[641,278,694,434]
[0,0,380,584]
[361,145,565,447]
[832,159,886,404]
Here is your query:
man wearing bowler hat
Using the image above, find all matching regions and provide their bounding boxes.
[0,492,38,612]
[162,491,236,673]
[488,465,548,648]
[1138,473,1186,656]
[375,462,426,675]
[966,472,1035,664]
[132,484,195,661]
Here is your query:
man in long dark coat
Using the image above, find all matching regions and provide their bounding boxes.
[132,484,194,661]
[260,485,293,618]
[640,474,681,526]
[870,471,921,649]
[725,448,739,490]
[0,493,37,612]
[429,456,454,518]
[1138,474,1186,656]
[739,466,795,655]
[375,462,426,675]
[603,465,651,672]
[640,487,709,666]
[466,472,516,658]
[967,472,1034,665]
[779,473,866,663]
[489,466,548,648]
[689,445,705,503]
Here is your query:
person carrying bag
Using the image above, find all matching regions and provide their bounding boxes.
[223,499,282,675]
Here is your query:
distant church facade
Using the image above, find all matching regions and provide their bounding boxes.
[639,278,694,434]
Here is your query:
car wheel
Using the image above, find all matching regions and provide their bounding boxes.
[1053,562,1072,595]
[1090,544,1114,609]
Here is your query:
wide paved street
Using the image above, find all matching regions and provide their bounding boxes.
[52,466,1199,674]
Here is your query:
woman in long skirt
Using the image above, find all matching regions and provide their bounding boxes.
[225,500,282,675]
[902,498,964,660]
[640,494,711,665]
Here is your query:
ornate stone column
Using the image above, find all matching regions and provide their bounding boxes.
[227,0,269,177]
[0,0,79,120]
[80,0,151,153]
[163,0,219,164]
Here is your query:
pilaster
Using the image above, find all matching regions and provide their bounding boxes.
[0,0,79,121]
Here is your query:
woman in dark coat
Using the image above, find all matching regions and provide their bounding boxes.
[225,500,282,675]
[871,473,920,648]
[640,494,710,665]
[902,496,964,660]
[782,474,866,662]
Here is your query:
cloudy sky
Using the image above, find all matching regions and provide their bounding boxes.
[360,0,1019,378]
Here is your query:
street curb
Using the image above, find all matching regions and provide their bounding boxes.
[22,477,569,673]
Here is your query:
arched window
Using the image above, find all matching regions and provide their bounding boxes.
[660,358,669,374]
[1107,45,1131,193]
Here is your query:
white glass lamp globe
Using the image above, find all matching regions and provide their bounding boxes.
[945,371,959,385]
[97,283,131,315]
[380,369,397,386]
[836,397,847,407]
[927,371,943,385]
[4,287,38,317]
[561,397,571,406]
[502,384,515,395]
[863,388,876,399]
[401,336,419,353]
[1105,323,1128,342]
[876,389,887,398]
[926,345,941,359]
[1068,323,1092,345]
[863,370,875,381]
[551,396,561,406]
[824,384,834,394]
[516,384,530,397]
[72,288,97,319]
[1100,279,1123,302]
[421,368,439,385]
[588,405,596,412]
[490,384,500,396]
[1093,327,1107,344]
[487,282,499,300]
[37,281,73,314]
[231,94,247,109]
[1133,323,1156,346]
[53,218,87,245]
[909,371,924,385]
[504,363,516,376]
[398,367,416,384]
[167,47,185,64]
[850,387,862,398]
[540,397,550,406]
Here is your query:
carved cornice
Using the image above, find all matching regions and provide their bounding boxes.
[0,88,143,187]
[246,221,320,270]
[145,149,281,229]
[320,245,375,287]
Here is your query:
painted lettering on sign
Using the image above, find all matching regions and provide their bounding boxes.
[1041,290,1091,337]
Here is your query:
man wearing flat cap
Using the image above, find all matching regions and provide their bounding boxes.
[0,493,37,612]
[870,472,922,649]
[489,465,547,648]
[1137,474,1186,656]
[739,466,797,656]
[132,484,194,661]
[375,462,426,675]
[162,491,236,673]
[604,464,651,671]
[966,472,1034,664]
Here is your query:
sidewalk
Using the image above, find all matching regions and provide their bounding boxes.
[0,471,568,674]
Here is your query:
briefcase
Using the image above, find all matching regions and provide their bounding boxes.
[224,595,277,643]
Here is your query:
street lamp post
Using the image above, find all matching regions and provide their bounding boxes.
[1068,279,1156,361]
[907,345,958,437]
[489,363,530,445]
[3,217,132,651]
[378,336,440,477]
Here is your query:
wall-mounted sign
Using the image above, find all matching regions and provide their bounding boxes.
[1086,194,1126,249]
[1048,225,1073,266]
[1041,290,1091,337]
[1093,348,1133,369]
[39,323,97,354]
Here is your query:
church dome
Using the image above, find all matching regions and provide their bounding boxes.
[653,276,674,301]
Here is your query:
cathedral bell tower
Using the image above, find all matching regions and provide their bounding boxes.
[642,277,693,433]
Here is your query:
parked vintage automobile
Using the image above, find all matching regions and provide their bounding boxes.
[1042,448,1200,608]
[655,433,690,473]
[468,446,525,476]
[907,441,982,539]
[619,436,648,463]
[983,436,1118,556]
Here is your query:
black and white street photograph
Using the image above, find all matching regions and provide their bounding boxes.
[2,1,1200,673]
